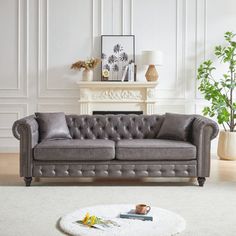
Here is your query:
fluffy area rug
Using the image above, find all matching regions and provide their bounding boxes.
[0,180,236,236]
[59,204,186,236]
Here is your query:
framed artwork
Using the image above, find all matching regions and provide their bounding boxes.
[101,35,135,81]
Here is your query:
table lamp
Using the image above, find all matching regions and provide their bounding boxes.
[142,50,163,81]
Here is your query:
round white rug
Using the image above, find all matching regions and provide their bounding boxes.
[59,204,186,236]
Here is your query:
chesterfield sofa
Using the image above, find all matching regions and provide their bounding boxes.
[12,112,218,187]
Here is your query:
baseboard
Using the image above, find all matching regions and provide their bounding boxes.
[0,147,19,153]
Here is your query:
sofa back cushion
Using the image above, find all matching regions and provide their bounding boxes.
[66,115,164,141]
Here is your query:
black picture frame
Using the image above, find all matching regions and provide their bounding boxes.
[101,35,135,81]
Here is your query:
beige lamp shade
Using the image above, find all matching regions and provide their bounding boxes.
[142,50,163,66]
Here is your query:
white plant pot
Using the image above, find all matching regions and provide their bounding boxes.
[217,130,236,160]
[82,69,93,81]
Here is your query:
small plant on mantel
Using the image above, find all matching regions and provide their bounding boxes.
[71,58,100,71]
[197,31,236,160]
[71,58,100,81]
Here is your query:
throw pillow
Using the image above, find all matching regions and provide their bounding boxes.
[35,112,72,141]
[157,113,195,141]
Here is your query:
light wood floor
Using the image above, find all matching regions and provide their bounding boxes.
[0,153,236,186]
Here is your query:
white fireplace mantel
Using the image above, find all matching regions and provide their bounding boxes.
[76,81,158,115]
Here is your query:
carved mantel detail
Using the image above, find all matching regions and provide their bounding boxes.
[147,88,157,100]
[77,82,158,115]
[92,89,143,101]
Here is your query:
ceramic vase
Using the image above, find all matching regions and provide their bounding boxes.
[82,69,93,81]
[217,130,236,160]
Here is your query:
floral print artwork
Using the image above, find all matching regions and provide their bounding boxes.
[101,36,134,81]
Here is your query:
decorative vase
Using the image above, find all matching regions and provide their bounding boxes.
[82,69,93,81]
[145,65,158,81]
[217,131,236,160]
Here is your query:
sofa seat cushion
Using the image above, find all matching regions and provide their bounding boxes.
[34,139,115,161]
[116,139,196,161]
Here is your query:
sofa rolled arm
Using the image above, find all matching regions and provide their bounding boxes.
[192,115,219,141]
[192,115,219,177]
[12,115,39,177]
[12,115,38,141]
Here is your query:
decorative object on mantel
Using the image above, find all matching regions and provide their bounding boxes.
[197,31,236,160]
[142,50,163,81]
[102,69,110,80]
[71,57,100,81]
[101,35,135,81]
[121,60,136,82]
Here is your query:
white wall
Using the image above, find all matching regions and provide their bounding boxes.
[0,0,236,152]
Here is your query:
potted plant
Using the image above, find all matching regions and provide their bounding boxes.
[71,58,100,81]
[197,31,236,160]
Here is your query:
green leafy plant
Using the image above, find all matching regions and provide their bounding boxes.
[197,31,236,132]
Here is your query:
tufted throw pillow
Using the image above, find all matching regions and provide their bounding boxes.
[157,113,195,141]
[35,112,72,141]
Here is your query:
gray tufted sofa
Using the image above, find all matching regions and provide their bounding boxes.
[12,114,218,187]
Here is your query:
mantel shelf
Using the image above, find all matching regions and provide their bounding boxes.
[76,81,158,88]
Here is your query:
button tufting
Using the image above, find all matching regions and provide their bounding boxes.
[33,164,196,178]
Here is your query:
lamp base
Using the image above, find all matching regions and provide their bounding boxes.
[145,65,158,81]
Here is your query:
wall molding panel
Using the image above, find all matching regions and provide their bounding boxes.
[132,0,187,99]
[195,0,207,100]
[37,102,79,114]
[38,0,80,98]
[0,103,28,152]
[37,0,96,98]
[0,0,28,98]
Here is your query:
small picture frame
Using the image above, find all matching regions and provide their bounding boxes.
[101,35,135,81]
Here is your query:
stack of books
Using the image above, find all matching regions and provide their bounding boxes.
[120,209,153,221]
[121,62,136,82]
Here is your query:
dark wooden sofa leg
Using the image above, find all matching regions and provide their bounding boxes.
[24,177,32,187]
[197,177,206,187]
